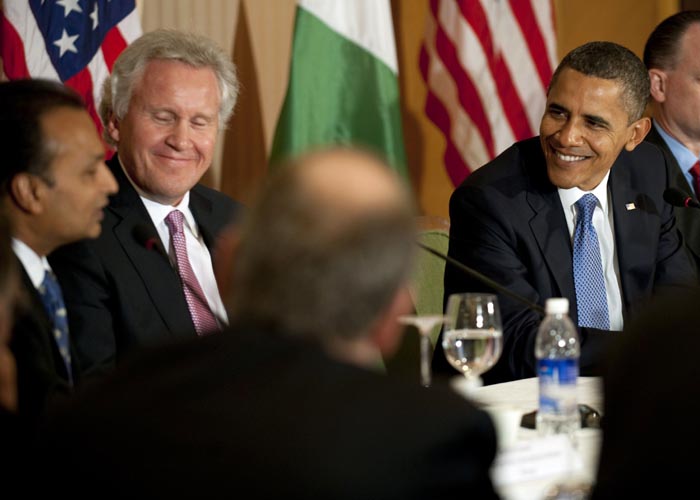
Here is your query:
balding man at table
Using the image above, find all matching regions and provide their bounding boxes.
[37,148,500,500]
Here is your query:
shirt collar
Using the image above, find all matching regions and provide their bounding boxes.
[557,170,611,215]
[653,120,699,173]
[141,192,196,234]
[117,156,197,236]
[12,238,51,289]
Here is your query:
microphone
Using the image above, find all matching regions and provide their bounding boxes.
[132,224,226,327]
[417,241,545,315]
[663,187,700,209]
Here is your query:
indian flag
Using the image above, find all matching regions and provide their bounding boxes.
[269,0,408,179]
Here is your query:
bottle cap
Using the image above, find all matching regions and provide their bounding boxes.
[545,297,569,315]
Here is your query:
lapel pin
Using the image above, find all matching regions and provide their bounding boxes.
[625,203,636,211]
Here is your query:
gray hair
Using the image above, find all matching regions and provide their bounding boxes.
[100,29,239,145]
[550,41,650,122]
[228,149,416,342]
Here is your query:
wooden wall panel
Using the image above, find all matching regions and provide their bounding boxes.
[124,1,683,215]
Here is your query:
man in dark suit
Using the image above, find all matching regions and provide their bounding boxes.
[38,148,500,499]
[644,11,700,275]
[434,41,695,385]
[0,210,24,481]
[0,80,118,425]
[592,286,700,498]
[50,30,243,377]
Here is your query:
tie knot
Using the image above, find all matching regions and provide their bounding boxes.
[165,210,185,235]
[576,193,598,222]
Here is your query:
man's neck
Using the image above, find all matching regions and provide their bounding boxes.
[323,336,384,371]
[653,112,700,157]
[11,224,51,257]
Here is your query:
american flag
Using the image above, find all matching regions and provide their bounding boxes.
[420,0,557,186]
[0,0,141,136]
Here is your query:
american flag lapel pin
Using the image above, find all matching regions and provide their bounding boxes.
[625,202,636,211]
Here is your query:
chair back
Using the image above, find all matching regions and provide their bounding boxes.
[411,216,450,345]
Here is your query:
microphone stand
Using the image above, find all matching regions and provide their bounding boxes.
[417,241,545,315]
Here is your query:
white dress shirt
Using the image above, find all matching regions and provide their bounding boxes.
[121,164,228,327]
[12,238,51,289]
[558,171,623,331]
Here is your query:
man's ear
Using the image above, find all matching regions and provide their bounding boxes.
[649,69,667,103]
[106,112,121,144]
[624,116,652,151]
[369,286,414,359]
[8,173,45,214]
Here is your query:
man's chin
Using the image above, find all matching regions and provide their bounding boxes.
[546,165,576,189]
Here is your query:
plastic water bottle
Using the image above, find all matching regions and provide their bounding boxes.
[535,297,580,437]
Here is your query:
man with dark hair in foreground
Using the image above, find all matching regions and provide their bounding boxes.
[37,148,499,499]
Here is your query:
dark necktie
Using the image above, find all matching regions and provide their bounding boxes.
[38,270,73,385]
[164,210,220,336]
[690,161,700,198]
[572,194,610,330]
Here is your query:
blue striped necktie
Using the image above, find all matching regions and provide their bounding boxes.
[38,270,73,385]
[572,194,610,330]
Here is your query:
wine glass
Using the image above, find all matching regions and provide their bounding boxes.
[442,293,503,391]
[398,314,448,388]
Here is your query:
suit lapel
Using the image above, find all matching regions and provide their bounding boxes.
[189,188,217,250]
[608,150,654,312]
[17,265,75,382]
[647,127,700,264]
[106,156,196,338]
[524,149,578,319]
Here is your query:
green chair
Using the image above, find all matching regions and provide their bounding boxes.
[411,222,450,345]
[384,216,450,381]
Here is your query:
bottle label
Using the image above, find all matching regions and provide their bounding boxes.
[538,358,578,414]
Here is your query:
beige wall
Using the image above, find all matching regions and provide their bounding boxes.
[118,0,682,213]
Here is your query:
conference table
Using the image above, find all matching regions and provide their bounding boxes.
[451,376,603,500]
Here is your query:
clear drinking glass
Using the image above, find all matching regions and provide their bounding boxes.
[442,293,503,389]
[398,315,448,388]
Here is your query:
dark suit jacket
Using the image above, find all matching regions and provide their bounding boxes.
[645,126,700,275]
[434,137,695,384]
[36,324,500,499]
[592,287,700,498]
[49,155,242,377]
[9,266,77,427]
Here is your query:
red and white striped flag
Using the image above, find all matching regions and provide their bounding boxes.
[0,0,141,137]
[420,0,557,186]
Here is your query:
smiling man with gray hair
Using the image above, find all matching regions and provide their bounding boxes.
[50,29,244,378]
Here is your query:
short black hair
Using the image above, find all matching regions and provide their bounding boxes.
[644,10,700,70]
[549,41,650,122]
[0,79,85,194]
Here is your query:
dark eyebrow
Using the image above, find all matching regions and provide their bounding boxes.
[548,102,611,129]
[547,103,569,114]
[582,113,611,128]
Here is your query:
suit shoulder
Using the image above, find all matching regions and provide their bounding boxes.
[192,184,244,213]
[192,184,243,208]
[461,137,542,187]
[623,141,669,182]
[633,140,664,159]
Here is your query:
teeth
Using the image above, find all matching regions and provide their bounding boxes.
[556,151,586,162]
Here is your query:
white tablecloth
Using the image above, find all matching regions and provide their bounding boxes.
[451,376,603,500]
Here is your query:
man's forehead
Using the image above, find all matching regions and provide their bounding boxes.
[548,69,627,114]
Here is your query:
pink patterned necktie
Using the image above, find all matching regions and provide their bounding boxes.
[165,210,220,336]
